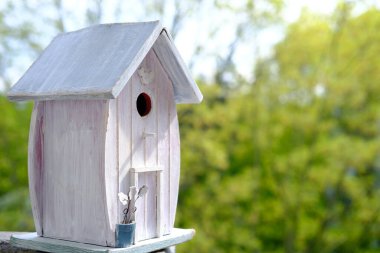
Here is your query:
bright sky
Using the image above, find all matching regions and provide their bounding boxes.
[185,0,339,81]
[3,0,378,90]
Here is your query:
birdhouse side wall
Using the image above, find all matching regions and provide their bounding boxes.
[28,100,116,246]
[28,102,44,236]
[104,98,119,246]
[116,49,181,241]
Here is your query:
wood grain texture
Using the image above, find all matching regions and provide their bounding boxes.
[7,21,203,103]
[10,228,194,253]
[156,171,163,237]
[139,51,159,240]
[28,102,44,236]
[152,31,203,104]
[117,78,132,224]
[8,22,162,101]
[24,38,186,246]
[42,100,113,246]
[117,49,179,242]
[104,99,119,246]
[131,58,157,241]
[153,49,175,235]
[168,76,181,230]
[7,22,203,105]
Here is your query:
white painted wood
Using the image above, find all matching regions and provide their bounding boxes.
[10,228,195,253]
[156,171,163,237]
[111,24,162,99]
[129,187,137,224]
[129,170,163,238]
[141,51,160,241]
[137,66,155,85]
[7,22,203,105]
[7,22,162,101]
[0,232,28,241]
[129,173,138,193]
[168,78,181,230]
[131,167,163,173]
[28,102,44,236]
[143,132,156,138]
[22,31,187,247]
[131,52,159,240]
[152,31,203,104]
[131,71,149,241]
[153,48,174,236]
[42,100,113,246]
[117,79,132,224]
[104,99,119,246]
[132,73,153,240]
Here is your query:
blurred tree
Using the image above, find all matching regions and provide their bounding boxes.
[253,6,380,252]
[0,96,33,230]
[175,4,380,253]
[0,2,41,89]
[0,0,285,91]
[213,0,284,87]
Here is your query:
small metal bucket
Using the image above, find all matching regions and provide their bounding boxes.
[115,223,136,248]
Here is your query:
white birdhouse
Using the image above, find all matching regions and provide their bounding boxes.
[8,21,202,247]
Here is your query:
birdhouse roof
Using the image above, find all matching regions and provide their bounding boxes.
[7,21,202,104]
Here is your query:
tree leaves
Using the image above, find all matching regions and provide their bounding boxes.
[177,6,380,253]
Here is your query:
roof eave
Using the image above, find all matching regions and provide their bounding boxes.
[110,21,163,99]
[7,90,115,102]
[152,29,203,104]
[7,21,163,102]
[7,21,204,104]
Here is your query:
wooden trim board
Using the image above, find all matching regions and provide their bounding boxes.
[10,228,195,253]
[131,167,163,173]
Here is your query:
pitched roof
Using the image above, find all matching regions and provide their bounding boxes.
[7,21,202,104]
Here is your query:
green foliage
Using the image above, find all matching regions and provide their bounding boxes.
[175,7,380,253]
[0,96,33,230]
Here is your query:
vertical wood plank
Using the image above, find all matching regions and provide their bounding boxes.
[152,49,172,235]
[131,72,148,241]
[130,170,138,189]
[156,171,163,237]
[131,50,164,241]
[28,101,45,236]
[141,51,159,240]
[104,99,118,246]
[129,186,137,224]
[118,79,133,224]
[168,80,181,230]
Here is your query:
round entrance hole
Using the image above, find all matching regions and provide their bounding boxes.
[136,93,152,117]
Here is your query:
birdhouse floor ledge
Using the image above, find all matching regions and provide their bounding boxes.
[9,228,195,253]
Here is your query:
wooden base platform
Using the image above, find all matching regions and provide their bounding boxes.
[10,228,195,253]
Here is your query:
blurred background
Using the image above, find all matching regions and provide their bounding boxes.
[1,0,380,252]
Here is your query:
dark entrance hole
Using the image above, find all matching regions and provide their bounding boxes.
[136,93,152,117]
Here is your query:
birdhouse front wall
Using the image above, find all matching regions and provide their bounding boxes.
[116,49,180,242]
